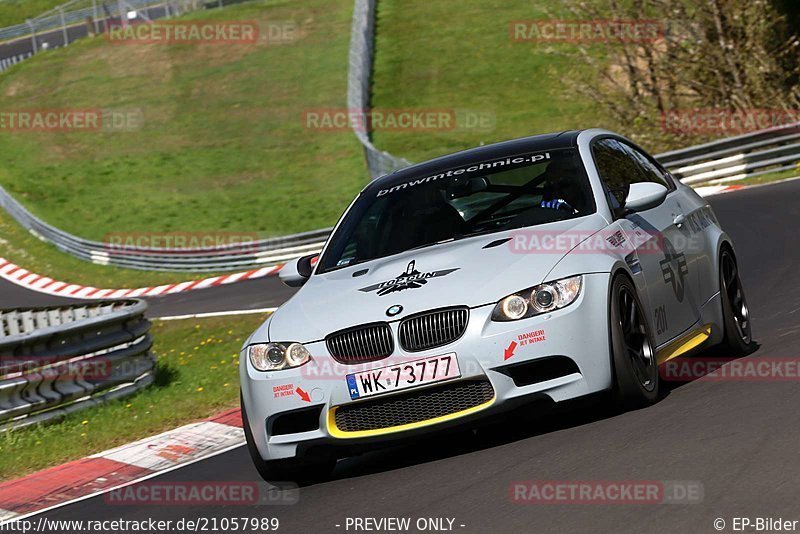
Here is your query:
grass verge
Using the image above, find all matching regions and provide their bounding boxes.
[0,313,267,481]
[712,167,800,187]
[0,209,222,288]
[0,0,68,30]
[0,0,365,242]
[371,0,607,164]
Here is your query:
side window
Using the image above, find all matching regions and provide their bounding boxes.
[592,138,642,192]
[592,138,673,212]
[621,142,674,190]
[592,138,641,210]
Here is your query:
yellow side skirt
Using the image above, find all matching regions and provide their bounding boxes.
[327,397,495,439]
[656,324,712,365]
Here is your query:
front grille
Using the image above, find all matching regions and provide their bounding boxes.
[398,307,469,352]
[333,379,494,433]
[326,323,393,364]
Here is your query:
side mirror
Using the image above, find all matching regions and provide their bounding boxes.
[624,182,668,213]
[279,254,318,287]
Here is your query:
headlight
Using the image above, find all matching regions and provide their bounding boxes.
[492,275,582,322]
[248,342,311,371]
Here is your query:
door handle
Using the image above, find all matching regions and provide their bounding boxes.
[673,214,686,228]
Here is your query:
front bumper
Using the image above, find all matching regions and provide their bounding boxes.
[240,272,613,461]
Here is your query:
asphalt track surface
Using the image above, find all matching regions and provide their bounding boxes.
[10,179,800,533]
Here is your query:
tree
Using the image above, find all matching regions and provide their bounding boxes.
[558,0,800,149]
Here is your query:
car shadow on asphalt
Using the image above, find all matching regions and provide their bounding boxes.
[320,341,761,485]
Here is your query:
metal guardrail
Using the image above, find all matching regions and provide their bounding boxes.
[655,123,800,184]
[0,52,32,73]
[0,299,154,430]
[0,183,330,272]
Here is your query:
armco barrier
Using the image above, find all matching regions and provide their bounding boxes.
[0,182,330,272]
[656,123,800,184]
[0,299,154,430]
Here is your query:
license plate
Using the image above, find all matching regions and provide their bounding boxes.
[345,353,461,400]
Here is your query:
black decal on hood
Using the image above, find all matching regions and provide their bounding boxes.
[359,261,459,296]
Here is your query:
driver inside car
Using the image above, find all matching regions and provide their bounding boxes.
[539,160,585,214]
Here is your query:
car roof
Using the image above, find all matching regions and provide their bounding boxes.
[363,130,583,195]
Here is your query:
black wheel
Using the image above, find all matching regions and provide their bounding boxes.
[719,249,753,353]
[241,393,335,486]
[609,275,659,407]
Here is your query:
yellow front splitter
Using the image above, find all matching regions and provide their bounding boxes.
[327,397,495,439]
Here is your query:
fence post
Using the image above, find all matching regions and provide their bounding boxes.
[118,0,127,28]
[59,7,69,46]
[27,20,38,54]
[92,0,100,34]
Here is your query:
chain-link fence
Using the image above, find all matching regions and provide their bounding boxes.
[0,0,245,73]
[347,0,410,180]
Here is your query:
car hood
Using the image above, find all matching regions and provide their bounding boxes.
[266,214,607,343]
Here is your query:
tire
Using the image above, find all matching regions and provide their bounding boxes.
[609,274,660,408]
[719,248,753,354]
[241,393,336,486]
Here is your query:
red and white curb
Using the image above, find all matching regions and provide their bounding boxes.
[0,258,284,300]
[0,408,245,521]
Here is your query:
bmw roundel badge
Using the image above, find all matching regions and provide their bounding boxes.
[386,305,403,317]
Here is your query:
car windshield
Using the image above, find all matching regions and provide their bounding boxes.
[317,148,595,273]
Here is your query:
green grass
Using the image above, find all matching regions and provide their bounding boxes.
[0,0,365,243]
[0,209,223,287]
[370,0,608,163]
[0,0,69,30]
[716,167,800,186]
[0,313,267,481]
